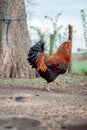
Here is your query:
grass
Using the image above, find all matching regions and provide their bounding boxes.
[0,75,86,86]
[0,77,45,85]
[72,60,87,75]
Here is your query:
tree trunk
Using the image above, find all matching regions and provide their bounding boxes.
[0,0,36,78]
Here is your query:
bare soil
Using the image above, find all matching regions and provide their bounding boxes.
[0,74,87,130]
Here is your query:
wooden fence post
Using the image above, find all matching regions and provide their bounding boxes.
[68,25,73,73]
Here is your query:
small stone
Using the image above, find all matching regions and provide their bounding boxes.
[36,94,39,96]
[15,96,23,101]
[62,118,87,130]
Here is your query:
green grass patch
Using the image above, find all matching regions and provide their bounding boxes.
[0,77,45,85]
[72,61,87,75]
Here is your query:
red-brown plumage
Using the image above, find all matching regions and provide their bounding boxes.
[36,40,71,72]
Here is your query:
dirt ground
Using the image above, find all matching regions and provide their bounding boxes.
[0,74,87,130]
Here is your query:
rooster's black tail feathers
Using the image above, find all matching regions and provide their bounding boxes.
[27,41,44,68]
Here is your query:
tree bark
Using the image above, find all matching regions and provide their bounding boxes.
[0,0,36,78]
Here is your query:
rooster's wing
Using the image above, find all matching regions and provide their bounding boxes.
[36,52,61,72]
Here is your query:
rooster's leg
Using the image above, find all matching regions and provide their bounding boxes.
[45,83,52,92]
[54,81,63,88]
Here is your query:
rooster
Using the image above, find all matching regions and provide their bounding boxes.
[27,40,71,92]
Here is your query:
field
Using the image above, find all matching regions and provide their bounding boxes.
[72,60,87,75]
[0,74,87,130]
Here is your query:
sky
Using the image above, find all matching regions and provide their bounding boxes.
[25,0,87,53]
